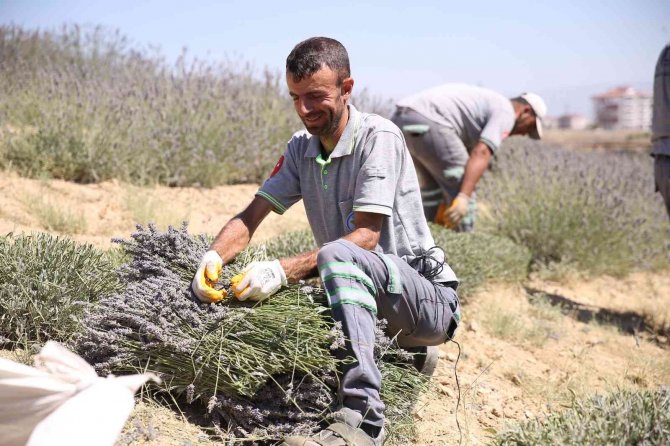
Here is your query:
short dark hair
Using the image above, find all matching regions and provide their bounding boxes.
[286,37,350,84]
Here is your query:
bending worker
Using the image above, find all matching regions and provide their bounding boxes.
[191,37,460,446]
[652,42,670,220]
[391,84,547,231]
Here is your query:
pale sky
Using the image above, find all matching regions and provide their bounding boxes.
[2,0,669,118]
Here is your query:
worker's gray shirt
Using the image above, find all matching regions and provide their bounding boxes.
[396,84,515,153]
[257,104,457,284]
[652,43,670,156]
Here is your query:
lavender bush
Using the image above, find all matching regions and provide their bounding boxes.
[479,139,670,277]
[430,225,532,300]
[0,232,121,348]
[0,24,300,186]
[492,387,670,445]
[78,224,427,443]
[0,25,391,187]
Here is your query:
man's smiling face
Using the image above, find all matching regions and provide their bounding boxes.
[287,65,351,140]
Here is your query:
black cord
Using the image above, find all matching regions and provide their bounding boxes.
[450,338,463,446]
[408,245,446,281]
[412,246,461,443]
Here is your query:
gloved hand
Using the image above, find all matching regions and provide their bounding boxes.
[443,193,470,229]
[231,260,287,302]
[192,250,227,303]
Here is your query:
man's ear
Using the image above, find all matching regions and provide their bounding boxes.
[341,77,354,100]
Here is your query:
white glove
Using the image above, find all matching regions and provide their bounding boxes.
[192,250,226,303]
[232,260,287,302]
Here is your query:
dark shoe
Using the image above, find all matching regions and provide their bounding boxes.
[412,345,439,377]
[281,408,385,446]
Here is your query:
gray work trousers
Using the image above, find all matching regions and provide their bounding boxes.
[391,108,476,232]
[655,155,670,220]
[316,239,460,428]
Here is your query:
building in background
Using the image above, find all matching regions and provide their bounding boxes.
[543,115,559,130]
[542,114,591,131]
[592,86,652,130]
[557,113,591,130]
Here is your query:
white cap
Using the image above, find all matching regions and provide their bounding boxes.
[520,92,547,139]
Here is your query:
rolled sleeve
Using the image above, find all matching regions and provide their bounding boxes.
[353,131,403,216]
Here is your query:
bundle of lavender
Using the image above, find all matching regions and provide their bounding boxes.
[78,224,428,443]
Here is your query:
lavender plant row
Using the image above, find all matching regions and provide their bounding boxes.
[430,225,532,300]
[479,139,670,277]
[0,25,394,187]
[77,224,427,443]
[493,387,670,445]
[0,25,300,186]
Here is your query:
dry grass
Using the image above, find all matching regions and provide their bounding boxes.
[116,400,219,446]
[18,191,87,234]
[124,185,188,230]
[481,292,562,348]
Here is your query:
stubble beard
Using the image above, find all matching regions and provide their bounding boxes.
[304,98,345,138]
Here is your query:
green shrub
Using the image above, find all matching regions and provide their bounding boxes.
[0,25,389,187]
[0,232,121,348]
[0,24,300,186]
[492,388,670,445]
[479,140,669,278]
[431,224,531,299]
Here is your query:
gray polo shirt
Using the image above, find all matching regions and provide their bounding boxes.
[652,43,670,156]
[396,84,516,153]
[257,104,457,284]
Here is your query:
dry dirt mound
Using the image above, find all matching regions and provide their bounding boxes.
[0,172,309,248]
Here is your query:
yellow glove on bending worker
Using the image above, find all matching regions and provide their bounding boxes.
[231,260,287,302]
[192,250,227,303]
[443,193,470,229]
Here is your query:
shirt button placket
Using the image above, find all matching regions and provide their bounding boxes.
[322,166,328,190]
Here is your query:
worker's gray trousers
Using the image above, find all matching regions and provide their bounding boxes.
[655,155,670,220]
[391,108,476,232]
[316,239,461,428]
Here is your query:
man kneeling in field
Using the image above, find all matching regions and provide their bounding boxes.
[192,36,461,446]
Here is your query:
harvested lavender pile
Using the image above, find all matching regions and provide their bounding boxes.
[78,224,428,444]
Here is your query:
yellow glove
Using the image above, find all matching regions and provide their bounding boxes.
[443,193,470,229]
[192,250,227,303]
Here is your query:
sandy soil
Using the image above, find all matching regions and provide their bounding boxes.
[0,171,309,248]
[1,172,668,445]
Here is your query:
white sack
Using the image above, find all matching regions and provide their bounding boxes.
[0,341,159,446]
